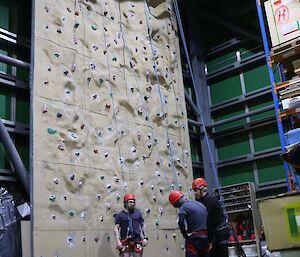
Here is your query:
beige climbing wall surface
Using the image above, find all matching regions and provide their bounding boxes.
[32,0,193,256]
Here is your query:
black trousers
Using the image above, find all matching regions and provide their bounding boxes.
[210,242,228,257]
[210,227,229,257]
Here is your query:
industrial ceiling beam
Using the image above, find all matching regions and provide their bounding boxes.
[197,10,261,43]
[182,1,261,44]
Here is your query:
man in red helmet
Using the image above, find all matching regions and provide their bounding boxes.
[169,190,209,257]
[192,178,229,257]
[114,193,148,257]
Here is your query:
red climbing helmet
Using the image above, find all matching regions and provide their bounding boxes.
[192,178,208,190]
[124,193,135,202]
[169,190,184,205]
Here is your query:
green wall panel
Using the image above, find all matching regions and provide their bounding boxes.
[240,45,258,60]
[212,104,246,132]
[206,51,236,74]
[219,163,255,186]
[0,2,9,29]
[0,144,9,169]
[244,64,271,92]
[190,139,200,161]
[256,156,285,183]
[252,124,280,152]
[0,87,11,120]
[16,91,29,124]
[244,64,281,92]
[15,134,29,170]
[216,132,251,160]
[210,75,242,105]
[248,96,275,122]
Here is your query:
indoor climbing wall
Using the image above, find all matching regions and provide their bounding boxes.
[32,0,192,256]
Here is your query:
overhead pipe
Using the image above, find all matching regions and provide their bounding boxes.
[0,53,30,69]
[0,118,30,198]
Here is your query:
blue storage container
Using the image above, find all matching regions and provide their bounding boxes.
[284,128,300,146]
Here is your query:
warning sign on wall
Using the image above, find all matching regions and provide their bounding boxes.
[264,0,300,47]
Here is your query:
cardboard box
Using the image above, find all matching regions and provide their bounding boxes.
[264,0,300,47]
[257,192,300,251]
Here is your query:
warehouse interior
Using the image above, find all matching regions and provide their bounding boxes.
[0,0,300,256]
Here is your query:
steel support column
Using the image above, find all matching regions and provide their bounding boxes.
[178,2,218,192]
[0,118,30,197]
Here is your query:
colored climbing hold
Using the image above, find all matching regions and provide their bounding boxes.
[57,144,64,151]
[49,194,56,201]
[106,202,111,210]
[172,233,177,238]
[159,207,164,215]
[47,128,57,134]
[155,220,160,226]
[54,53,59,58]
[81,212,86,220]
[71,64,76,72]
[68,210,75,216]
[70,174,75,180]
[53,177,59,184]
[116,194,121,200]
[91,24,97,30]
[112,57,117,61]
[146,208,150,213]
[56,112,63,118]
[42,104,48,113]
[111,16,114,20]
[74,22,79,29]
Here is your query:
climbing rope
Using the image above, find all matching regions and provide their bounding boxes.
[144,0,180,189]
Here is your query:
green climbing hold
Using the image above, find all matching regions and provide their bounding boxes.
[47,128,57,134]
[112,57,117,61]
[91,24,97,30]
[54,53,59,58]
[68,210,75,216]
[109,92,113,97]
[99,78,104,85]
[111,16,114,20]
[155,220,160,226]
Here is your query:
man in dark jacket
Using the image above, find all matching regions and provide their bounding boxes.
[169,190,210,257]
[192,178,229,257]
